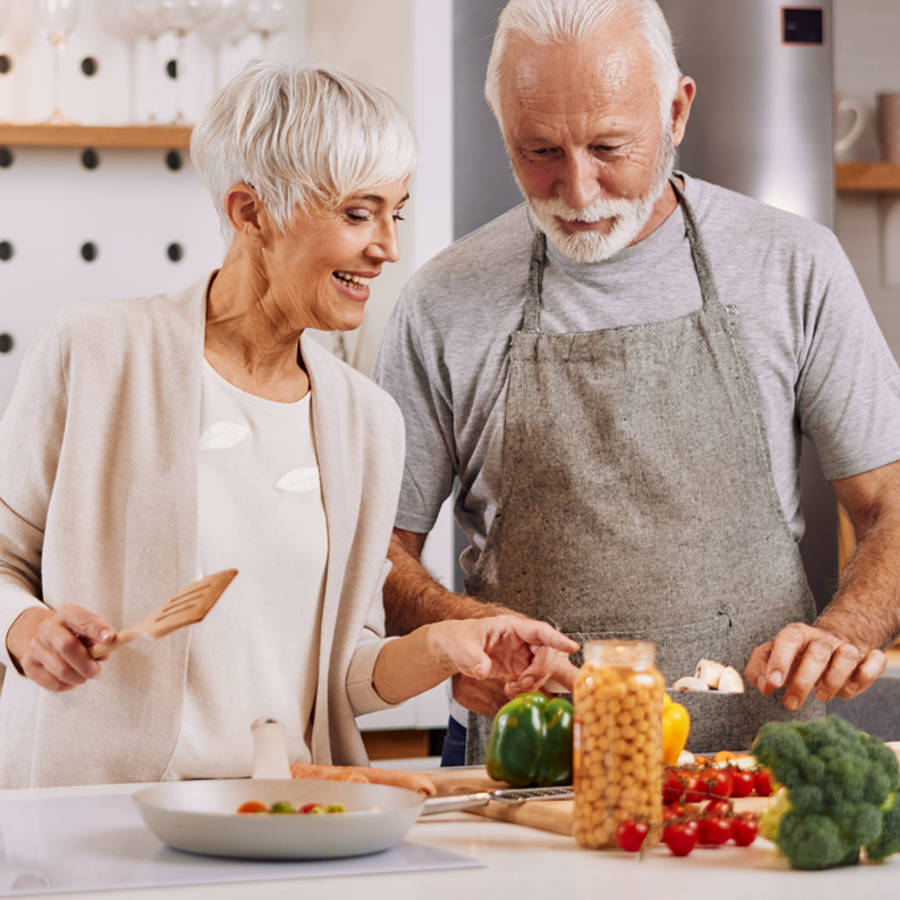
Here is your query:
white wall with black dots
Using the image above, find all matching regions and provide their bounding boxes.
[0,0,310,412]
[0,0,458,740]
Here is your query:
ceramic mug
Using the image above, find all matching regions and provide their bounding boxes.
[834,94,866,155]
[877,93,900,163]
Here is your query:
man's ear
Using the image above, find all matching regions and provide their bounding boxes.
[670,76,696,147]
[224,184,265,244]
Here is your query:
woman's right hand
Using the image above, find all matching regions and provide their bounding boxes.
[6,605,115,691]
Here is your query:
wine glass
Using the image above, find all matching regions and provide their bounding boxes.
[97,0,143,123]
[242,0,290,57]
[159,0,218,122]
[39,0,81,123]
[202,0,248,91]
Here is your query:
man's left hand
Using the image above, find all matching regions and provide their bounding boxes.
[745,621,886,709]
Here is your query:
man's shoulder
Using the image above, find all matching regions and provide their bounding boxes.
[686,174,839,254]
[403,203,534,303]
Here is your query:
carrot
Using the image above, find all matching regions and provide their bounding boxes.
[289,763,437,795]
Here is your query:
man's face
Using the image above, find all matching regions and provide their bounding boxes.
[499,23,680,263]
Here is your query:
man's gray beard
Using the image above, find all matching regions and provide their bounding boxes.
[522,130,676,264]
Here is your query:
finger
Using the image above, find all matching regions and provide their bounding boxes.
[781,637,839,710]
[762,623,813,693]
[813,642,863,702]
[57,604,116,648]
[451,673,508,716]
[506,618,579,654]
[835,649,887,698]
[24,658,74,693]
[40,620,102,682]
[29,638,93,687]
[744,641,772,692]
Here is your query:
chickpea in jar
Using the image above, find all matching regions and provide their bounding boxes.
[572,640,664,849]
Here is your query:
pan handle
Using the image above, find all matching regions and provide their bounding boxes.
[419,791,492,816]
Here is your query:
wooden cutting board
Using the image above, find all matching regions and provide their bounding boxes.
[426,741,900,837]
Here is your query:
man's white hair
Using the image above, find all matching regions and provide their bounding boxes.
[191,59,417,238]
[484,0,681,129]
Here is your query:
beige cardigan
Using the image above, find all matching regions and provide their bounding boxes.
[0,276,404,787]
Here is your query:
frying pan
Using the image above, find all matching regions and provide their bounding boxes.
[133,718,489,860]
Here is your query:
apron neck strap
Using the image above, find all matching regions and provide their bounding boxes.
[524,230,547,333]
[523,177,720,333]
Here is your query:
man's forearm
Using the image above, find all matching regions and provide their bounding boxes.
[383,531,510,635]
[815,503,900,650]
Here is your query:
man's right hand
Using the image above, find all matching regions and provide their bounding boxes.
[6,605,115,692]
[451,672,516,717]
[452,647,580,716]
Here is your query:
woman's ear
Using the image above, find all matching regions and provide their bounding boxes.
[224,184,265,244]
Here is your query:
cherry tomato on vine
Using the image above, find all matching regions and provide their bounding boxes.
[703,799,732,818]
[731,812,759,846]
[663,820,699,856]
[679,769,705,803]
[754,768,776,797]
[616,819,649,853]
[663,769,688,805]
[698,768,734,799]
[663,803,688,821]
[698,815,732,846]
[729,769,755,797]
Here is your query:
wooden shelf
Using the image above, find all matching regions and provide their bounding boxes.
[835,161,900,192]
[0,123,192,149]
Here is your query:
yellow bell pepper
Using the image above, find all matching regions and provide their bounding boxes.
[662,693,690,765]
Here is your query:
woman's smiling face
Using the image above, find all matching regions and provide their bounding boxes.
[264,177,409,333]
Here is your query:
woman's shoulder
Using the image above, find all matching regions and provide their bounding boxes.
[302,335,402,423]
[51,279,206,348]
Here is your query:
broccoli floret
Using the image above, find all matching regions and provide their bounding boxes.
[776,812,857,870]
[750,716,900,870]
[867,793,900,861]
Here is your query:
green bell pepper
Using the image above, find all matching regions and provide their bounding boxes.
[485,691,573,787]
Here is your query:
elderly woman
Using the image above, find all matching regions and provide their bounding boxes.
[0,61,575,787]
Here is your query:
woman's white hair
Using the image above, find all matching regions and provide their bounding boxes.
[484,0,681,128]
[191,59,417,237]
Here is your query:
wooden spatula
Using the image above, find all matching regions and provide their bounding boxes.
[89,568,238,658]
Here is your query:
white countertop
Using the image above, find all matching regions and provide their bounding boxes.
[1,781,898,900]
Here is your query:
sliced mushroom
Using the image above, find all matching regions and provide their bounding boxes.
[670,675,710,691]
[694,658,725,689]
[717,666,745,693]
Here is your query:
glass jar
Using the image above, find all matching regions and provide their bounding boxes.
[572,640,665,849]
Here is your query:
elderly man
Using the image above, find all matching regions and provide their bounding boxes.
[373,0,900,762]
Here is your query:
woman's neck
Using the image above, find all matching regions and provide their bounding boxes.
[204,251,310,403]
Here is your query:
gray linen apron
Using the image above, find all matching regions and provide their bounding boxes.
[463,181,822,763]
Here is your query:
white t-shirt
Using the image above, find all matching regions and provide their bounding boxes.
[165,360,327,779]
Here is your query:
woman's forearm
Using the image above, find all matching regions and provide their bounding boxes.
[372,623,458,704]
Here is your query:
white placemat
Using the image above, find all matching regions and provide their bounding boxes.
[0,793,482,895]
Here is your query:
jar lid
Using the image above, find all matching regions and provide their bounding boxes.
[582,639,656,669]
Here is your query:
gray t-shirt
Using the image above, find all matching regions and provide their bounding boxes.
[373,175,900,579]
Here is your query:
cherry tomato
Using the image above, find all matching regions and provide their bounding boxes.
[663,802,687,821]
[236,800,268,814]
[663,769,687,805]
[679,769,705,804]
[754,768,775,797]
[729,769,755,798]
[698,768,734,799]
[698,815,732,846]
[703,799,732,818]
[731,812,759,846]
[663,820,699,856]
[616,819,650,853]
[299,802,323,814]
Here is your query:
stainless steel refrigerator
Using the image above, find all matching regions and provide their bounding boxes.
[451,0,839,617]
